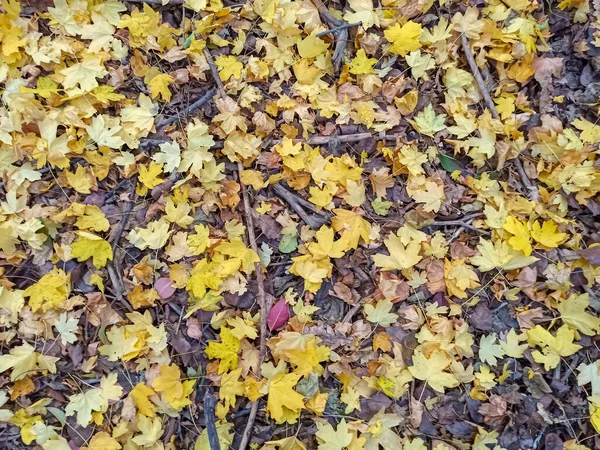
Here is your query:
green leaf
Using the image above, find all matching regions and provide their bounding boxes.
[183,34,194,49]
[279,234,298,254]
[372,197,392,216]
[439,153,463,173]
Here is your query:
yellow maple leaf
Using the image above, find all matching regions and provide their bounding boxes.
[0,342,38,381]
[444,259,480,299]
[308,226,349,260]
[394,89,419,115]
[373,232,422,271]
[408,179,445,212]
[289,254,330,293]
[384,21,422,56]
[344,0,381,29]
[23,269,71,312]
[409,105,446,137]
[151,364,195,408]
[331,208,372,250]
[65,165,94,194]
[215,55,243,81]
[148,73,174,102]
[128,218,172,250]
[364,298,399,326]
[214,239,260,274]
[74,205,110,232]
[206,327,241,374]
[227,316,258,340]
[133,414,163,446]
[137,162,164,196]
[349,49,378,75]
[188,224,211,255]
[309,181,338,208]
[71,232,113,268]
[408,350,458,393]
[61,57,108,92]
[280,337,330,376]
[531,220,568,249]
[316,419,353,449]
[219,367,245,412]
[503,216,532,256]
[470,238,538,272]
[499,329,528,358]
[128,285,160,309]
[152,364,184,403]
[556,293,600,336]
[527,325,582,370]
[297,33,329,59]
[266,372,305,424]
[572,118,600,143]
[130,383,156,417]
[240,169,266,190]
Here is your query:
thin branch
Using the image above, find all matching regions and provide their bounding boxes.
[513,156,540,201]
[106,263,132,311]
[316,22,361,37]
[203,391,220,450]
[460,34,539,201]
[203,49,226,97]
[311,0,349,71]
[272,183,331,229]
[460,34,499,120]
[110,197,136,250]
[237,161,269,450]
[123,0,183,4]
[156,87,217,130]
[271,132,375,146]
[429,220,490,235]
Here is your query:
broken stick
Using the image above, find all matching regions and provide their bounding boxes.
[237,161,269,450]
[460,34,539,201]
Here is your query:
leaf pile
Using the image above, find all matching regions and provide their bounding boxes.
[0,0,600,449]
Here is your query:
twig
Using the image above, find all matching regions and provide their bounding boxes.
[237,161,269,450]
[429,220,490,235]
[460,34,539,202]
[460,34,499,120]
[156,88,217,130]
[110,198,136,250]
[203,49,226,97]
[106,176,137,309]
[513,156,540,201]
[272,183,331,229]
[311,1,349,71]
[203,391,220,450]
[106,263,132,311]
[316,22,361,37]
[123,0,183,5]
[272,132,375,147]
[273,183,319,213]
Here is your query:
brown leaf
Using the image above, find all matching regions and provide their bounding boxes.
[479,395,507,425]
[369,167,395,198]
[409,396,424,428]
[426,259,445,294]
[516,307,545,329]
[86,292,122,327]
[532,57,563,88]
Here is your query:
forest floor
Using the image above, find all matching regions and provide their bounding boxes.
[1,0,600,449]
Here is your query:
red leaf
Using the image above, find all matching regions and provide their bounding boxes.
[268,299,289,330]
